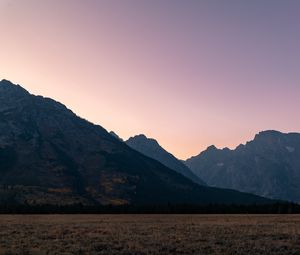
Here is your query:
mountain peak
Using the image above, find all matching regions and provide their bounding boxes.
[0,79,15,89]
[207,145,218,151]
[109,131,123,141]
[252,130,284,144]
[255,130,283,138]
[130,134,148,140]
[0,79,29,94]
[0,79,13,84]
[127,134,160,146]
[126,134,207,186]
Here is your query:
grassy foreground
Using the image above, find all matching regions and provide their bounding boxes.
[0,214,299,255]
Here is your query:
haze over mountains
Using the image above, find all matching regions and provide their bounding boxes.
[126,134,206,186]
[0,79,271,206]
[185,131,300,202]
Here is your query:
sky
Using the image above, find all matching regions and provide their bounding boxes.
[0,0,300,159]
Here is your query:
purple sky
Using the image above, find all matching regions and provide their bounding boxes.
[0,0,299,159]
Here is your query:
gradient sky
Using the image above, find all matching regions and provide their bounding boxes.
[1,0,300,159]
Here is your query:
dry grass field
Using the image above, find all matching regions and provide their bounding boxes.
[0,214,299,255]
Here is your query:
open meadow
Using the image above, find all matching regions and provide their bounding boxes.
[0,214,299,255]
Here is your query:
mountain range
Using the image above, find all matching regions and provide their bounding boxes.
[0,79,271,206]
[185,131,300,202]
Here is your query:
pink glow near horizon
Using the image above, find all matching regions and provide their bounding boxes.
[0,0,300,159]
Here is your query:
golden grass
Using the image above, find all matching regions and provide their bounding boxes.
[0,214,299,254]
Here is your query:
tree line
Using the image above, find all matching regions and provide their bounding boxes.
[0,202,299,214]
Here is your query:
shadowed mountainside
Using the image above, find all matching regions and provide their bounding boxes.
[0,79,273,206]
[185,131,300,202]
[126,134,206,185]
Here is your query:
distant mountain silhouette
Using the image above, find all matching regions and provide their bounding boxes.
[0,79,272,206]
[185,131,300,202]
[126,134,206,186]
